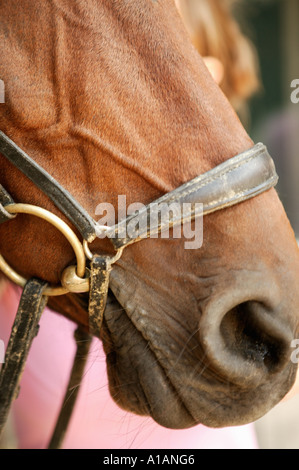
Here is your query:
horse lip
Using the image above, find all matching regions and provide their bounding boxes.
[103,291,199,428]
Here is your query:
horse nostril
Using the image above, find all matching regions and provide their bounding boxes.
[200,300,294,387]
[220,302,289,374]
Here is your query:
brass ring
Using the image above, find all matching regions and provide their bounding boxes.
[0,203,87,296]
[83,239,93,261]
[83,239,124,265]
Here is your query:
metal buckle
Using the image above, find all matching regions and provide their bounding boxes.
[0,203,90,296]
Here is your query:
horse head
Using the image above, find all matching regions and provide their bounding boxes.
[1,0,299,430]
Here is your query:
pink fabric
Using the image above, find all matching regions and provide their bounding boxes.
[0,282,258,449]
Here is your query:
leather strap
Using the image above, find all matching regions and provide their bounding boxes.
[0,184,16,224]
[88,255,112,337]
[47,327,92,449]
[0,130,97,242]
[0,130,278,249]
[0,131,279,449]
[110,143,278,249]
[0,278,48,437]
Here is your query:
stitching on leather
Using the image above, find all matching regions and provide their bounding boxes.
[180,175,278,217]
[115,147,267,229]
[160,148,265,204]
[111,145,276,242]
[114,175,277,244]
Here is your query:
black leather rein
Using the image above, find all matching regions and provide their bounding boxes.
[0,129,278,447]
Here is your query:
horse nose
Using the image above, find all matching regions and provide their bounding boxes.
[199,297,294,387]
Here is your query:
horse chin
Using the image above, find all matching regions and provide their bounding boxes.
[101,292,297,430]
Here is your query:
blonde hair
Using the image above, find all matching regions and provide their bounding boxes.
[176,0,260,112]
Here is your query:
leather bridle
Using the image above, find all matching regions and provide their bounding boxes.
[0,129,278,447]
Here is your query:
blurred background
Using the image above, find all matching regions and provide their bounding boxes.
[235,0,299,449]
[237,0,299,237]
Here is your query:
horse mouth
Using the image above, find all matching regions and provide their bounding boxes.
[102,290,198,429]
[101,290,297,430]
